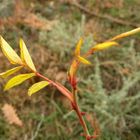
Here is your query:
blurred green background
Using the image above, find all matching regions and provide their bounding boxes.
[0,0,140,140]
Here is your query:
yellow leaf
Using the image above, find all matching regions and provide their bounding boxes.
[92,42,118,51]
[4,73,35,91]
[75,38,83,56]
[19,39,36,72]
[0,36,22,65]
[28,81,49,96]
[19,39,24,61]
[109,27,140,41]
[0,66,23,78]
[77,56,91,65]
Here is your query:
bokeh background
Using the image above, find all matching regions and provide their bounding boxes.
[0,0,140,140]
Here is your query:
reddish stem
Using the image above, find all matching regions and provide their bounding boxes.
[36,72,74,102]
[35,72,96,139]
[72,89,90,138]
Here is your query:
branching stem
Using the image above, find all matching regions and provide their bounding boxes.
[35,72,93,139]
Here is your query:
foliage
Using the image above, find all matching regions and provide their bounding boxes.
[0,27,140,139]
[0,0,140,140]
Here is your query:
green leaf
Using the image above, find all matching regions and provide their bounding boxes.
[0,66,23,78]
[28,81,50,96]
[0,36,23,65]
[19,39,36,71]
[4,73,35,91]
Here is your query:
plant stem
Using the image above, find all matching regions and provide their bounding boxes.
[35,72,91,139]
[36,72,73,102]
[72,88,90,137]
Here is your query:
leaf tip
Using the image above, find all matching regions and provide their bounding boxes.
[75,37,83,56]
[19,39,36,72]
[4,86,8,91]
[28,91,31,96]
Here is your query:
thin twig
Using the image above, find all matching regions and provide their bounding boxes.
[72,88,90,139]
[69,0,140,28]
[30,114,44,140]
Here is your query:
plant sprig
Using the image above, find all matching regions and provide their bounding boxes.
[0,27,140,140]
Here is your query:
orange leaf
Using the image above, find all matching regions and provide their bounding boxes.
[75,38,83,56]
[69,60,78,80]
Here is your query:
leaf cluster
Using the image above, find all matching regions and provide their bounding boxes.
[0,37,49,96]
